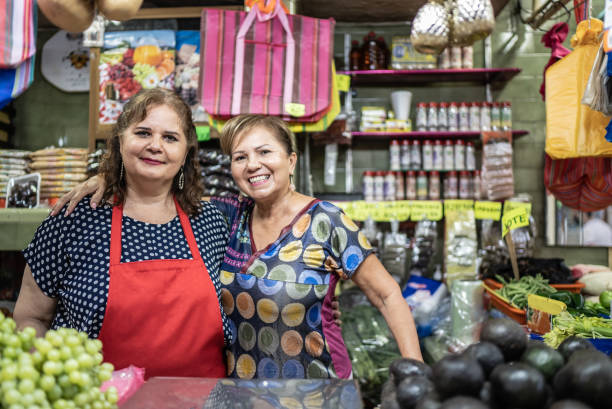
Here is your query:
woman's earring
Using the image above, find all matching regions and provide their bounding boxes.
[120,163,124,181]
[290,174,295,191]
[178,166,184,190]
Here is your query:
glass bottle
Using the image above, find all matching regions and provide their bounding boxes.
[350,40,362,71]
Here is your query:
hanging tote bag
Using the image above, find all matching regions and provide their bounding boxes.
[0,0,37,68]
[199,0,334,121]
[0,55,35,109]
[545,18,612,159]
[544,154,612,211]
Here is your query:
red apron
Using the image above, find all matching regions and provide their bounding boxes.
[98,198,226,378]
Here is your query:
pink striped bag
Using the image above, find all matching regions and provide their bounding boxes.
[0,0,36,68]
[200,2,334,121]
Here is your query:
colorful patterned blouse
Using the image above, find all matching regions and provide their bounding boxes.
[211,195,373,380]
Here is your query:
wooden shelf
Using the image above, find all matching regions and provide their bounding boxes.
[351,130,528,140]
[0,208,49,251]
[338,68,521,90]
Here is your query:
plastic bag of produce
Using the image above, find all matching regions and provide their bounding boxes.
[101,365,145,406]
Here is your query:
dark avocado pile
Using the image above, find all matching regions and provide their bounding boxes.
[380,318,612,409]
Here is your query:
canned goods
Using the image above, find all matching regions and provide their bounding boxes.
[458,102,470,132]
[416,102,428,132]
[466,141,476,171]
[394,171,405,200]
[411,140,422,170]
[433,140,444,170]
[438,102,448,131]
[448,102,459,132]
[469,102,480,132]
[480,102,491,131]
[450,46,462,69]
[445,171,458,199]
[459,170,470,199]
[427,102,438,132]
[400,140,411,170]
[491,102,501,130]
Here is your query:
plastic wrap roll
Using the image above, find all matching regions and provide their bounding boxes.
[451,279,485,347]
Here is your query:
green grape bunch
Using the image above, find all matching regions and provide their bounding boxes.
[0,311,118,409]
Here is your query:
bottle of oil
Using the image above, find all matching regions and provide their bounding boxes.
[349,40,361,70]
[362,31,380,70]
[376,36,390,69]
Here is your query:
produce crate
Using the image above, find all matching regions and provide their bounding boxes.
[530,333,612,355]
[484,278,585,293]
[483,283,527,325]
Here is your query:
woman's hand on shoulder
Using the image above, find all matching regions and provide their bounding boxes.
[50,175,106,217]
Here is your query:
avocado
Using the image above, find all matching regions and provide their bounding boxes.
[381,379,396,401]
[478,381,491,405]
[396,375,435,409]
[390,358,433,385]
[549,400,593,409]
[567,348,608,364]
[463,342,505,377]
[553,353,612,409]
[439,396,489,409]
[521,344,565,380]
[415,395,442,409]
[480,318,527,362]
[490,362,547,409]
[380,391,401,409]
[432,355,485,399]
[557,336,595,360]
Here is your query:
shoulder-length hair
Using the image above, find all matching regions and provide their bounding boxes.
[98,88,203,215]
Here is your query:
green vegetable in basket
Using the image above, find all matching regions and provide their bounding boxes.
[543,311,612,348]
[495,274,556,310]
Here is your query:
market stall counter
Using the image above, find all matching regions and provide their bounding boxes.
[120,377,362,409]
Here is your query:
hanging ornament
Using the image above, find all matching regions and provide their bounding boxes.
[450,0,495,46]
[410,0,450,55]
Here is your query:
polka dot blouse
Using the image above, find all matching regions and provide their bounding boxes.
[23,196,233,345]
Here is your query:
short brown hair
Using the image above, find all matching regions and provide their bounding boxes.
[220,114,297,156]
[98,88,203,215]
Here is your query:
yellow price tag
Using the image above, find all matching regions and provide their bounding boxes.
[527,294,567,315]
[444,200,474,214]
[410,201,443,221]
[503,201,532,215]
[336,74,351,92]
[474,201,502,220]
[502,207,530,237]
[285,102,306,117]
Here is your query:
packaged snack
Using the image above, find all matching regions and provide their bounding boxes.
[481,131,514,200]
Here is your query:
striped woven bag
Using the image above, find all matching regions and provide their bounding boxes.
[0,0,36,68]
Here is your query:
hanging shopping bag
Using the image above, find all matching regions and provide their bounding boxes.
[544,153,612,212]
[209,62,341,133]
[545,19,612,159]
[0,55,35,109]
[0,0,36,68]
[199,0,334,121]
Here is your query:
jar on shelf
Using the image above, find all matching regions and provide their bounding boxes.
[445,171,458,199]
[473,170,482,200]
[395,171,405,200]
[491,102,501,130]
[433,140,444,170]
[400,140,411,170]
[384,171,396,201]
[389,139,401,171]
[469,102,481,132]
[458,102,470,131]
[480,102,491,131]
[448,102,459,131]
[417,171,428,200]
[406,171,417,200]
[502,101,512,130]
[462,46,473,69]
[450,46,462,69]
[416,102,428,132]
[374,171,385,201]
[459,170,471,199]
[443,140,454,170]
[363,170,375,201]
[422,140,434,170]
[454,139,465,171]
[362,32,380,70]
[439,47,450,69]
[429,171,441,200]
[466,141,476,171]
[438,102,448,131]
[411,140,422,170]
[427,102,438,132]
